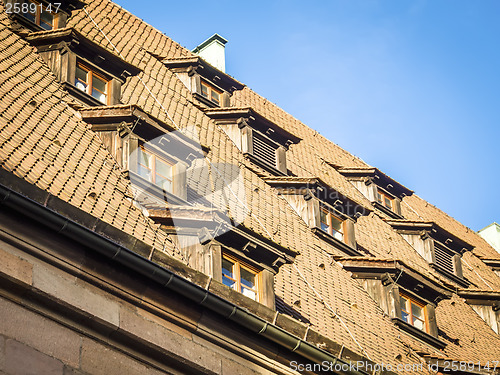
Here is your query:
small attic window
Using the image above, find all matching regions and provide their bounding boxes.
[137,145,175,194]
[200,80,222,106]
[400,293,427,332]
[320,207,344,242]
[75,63,110,105]
[222,253,261,302]
[376,188,393,210]
[27,28,141,107]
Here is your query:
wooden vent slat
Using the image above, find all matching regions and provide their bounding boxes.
[253,132,277,168]
[434,245,454,274]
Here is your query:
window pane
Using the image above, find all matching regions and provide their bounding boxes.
[222,258,234,278]
[333,231,344,241]
[22,1,36,22]
[331,216,343,233]
[76,66,88,83]
[400,296,408,311]
[40,9,54,30]
[241,287,256,300]
[413,318,425,330]
[376,191,382,203]
[137,165,152,181]
[384,196,392,208]
[91,75,107,104]
[155,175,172,193]
[211,91,220,105]
[401,311,410,323]
[240,268,255,289]
[138,148,151,167]
[156,159,172,179]
[411,303,423,320]
[91,89,107,104]
[93,75,107,93]
[200,84,208,98]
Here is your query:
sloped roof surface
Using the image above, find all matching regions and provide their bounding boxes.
[1,0,500,372]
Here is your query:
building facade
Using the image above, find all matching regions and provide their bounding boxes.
[0,1,499,374]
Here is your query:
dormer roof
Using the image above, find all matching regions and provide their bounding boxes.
[337,167,414,199]
[162,56,244,94]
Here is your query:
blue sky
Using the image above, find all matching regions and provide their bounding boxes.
[113,0,499,231]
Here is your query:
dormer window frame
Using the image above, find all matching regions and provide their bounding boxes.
[204,107,301,176]
[199,79,223,106]
[27,28,141,107]
[262,177,366,256]
[137,144,176,195]
[222,252,262,302]
[75,61,111,105]
[376,187,394,211]
[336,167,413,219]
[162,56,245,108]
[399,292,428,333]
[386,221,472,287]
[339,258,450,349]
[319,205,345,242]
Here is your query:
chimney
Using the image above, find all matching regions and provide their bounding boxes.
[192,34,228,73]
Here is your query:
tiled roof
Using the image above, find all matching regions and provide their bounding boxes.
[2,0,500,370]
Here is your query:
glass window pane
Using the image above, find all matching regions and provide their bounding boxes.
[384,196,392,208]
[75,80,87,92]
[401,311,410,323]
[138,148,151,167]
[156,159,172,179]
[240,268,255,289]
[222,258,234,278]
[333,231,344,241]
[40,9,53,30]
[376,191,382,203]
[320,209,327,223]
[241,287,256,300]
[155,175,172,193]
[413,318,425,330]
[22,2,36,22]
[331,216,343,233]
[93,75,107,93]
[91,89,107,104]
[200,84,208,98]
[400,296,408,311]
[411,302,423,320]
[211,91,220,104]
[137,165,152,181]
[76,66,88,83]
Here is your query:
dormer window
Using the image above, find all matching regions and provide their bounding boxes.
[27,28,140,107]
[386,220,473,288]
[162,55,245,108]
[400,293,427,332]
[339,258,449,349]
[222,253,260,301]
[376,188,393,210]
[320,207,344,241]
[205,107,301,176]
[75,63,110,105]
[262,177,366,256]
[20,0,58,30]
[200,80,222,106]
[336,167,413,219]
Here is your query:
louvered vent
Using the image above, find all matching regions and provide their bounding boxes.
[252,132,277,168]
[434,245,455,274]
